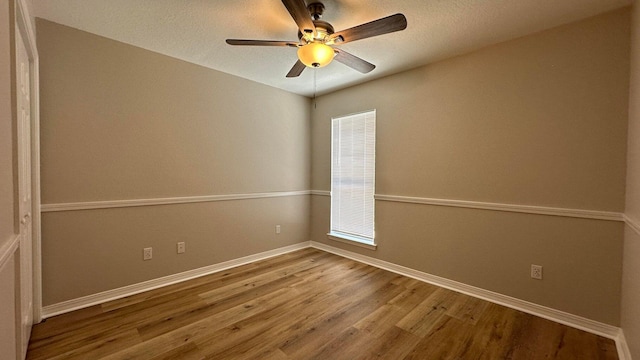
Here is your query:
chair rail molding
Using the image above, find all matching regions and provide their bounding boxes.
[313,191,624,221]
[623,214,640,236]
[375,194,623,222]
[0,235,20,269]
[41,190,311,212]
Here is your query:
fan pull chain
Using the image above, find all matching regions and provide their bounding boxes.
[313,69,317,109]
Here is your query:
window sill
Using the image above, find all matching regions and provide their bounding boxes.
[326,233,377,250]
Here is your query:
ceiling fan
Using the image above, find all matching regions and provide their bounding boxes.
[226,0,407,78]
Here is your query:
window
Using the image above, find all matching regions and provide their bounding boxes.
[329,110,376,247]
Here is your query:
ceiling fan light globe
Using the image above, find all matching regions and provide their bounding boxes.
[298,43,335,68]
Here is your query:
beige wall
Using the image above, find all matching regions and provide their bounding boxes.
[42,196,309,304]
[0,258,17,360]
[626,0,640,222]
[35,5,634,336]
[622,1,640,358]
[37,19,311,305]
[37,19,310,203]
[0,0,18,357]
[0,0,14,245]
[311,9,629,325]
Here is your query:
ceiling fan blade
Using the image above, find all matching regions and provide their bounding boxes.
[333,48,375,74]
[226,39,298,47]
[331,13,407,44]
[286,60,306,78]
[281,0,316,37]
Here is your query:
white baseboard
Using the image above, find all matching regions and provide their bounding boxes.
[309,241,622,341]
[41,241,311,318]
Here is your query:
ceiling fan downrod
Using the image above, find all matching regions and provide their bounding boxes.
[307,2,324,20]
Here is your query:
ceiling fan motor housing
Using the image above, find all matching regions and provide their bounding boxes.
[297,20,334,41]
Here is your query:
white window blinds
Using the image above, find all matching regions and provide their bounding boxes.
[330,110,376,243]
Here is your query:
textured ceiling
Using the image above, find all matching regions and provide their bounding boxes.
[34,0,631,97]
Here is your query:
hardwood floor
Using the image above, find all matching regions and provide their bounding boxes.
[27,248,619,359]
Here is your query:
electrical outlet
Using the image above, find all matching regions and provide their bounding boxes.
[177,242,185,254]
[275,225,281,234]
[531,264,543,280]
[143,247,153,261]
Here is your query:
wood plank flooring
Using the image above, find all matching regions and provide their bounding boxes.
[27,248,619,359]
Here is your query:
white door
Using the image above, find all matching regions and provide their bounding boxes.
[15,26,33,358]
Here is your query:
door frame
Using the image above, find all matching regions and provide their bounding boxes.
[14,0,41,324]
